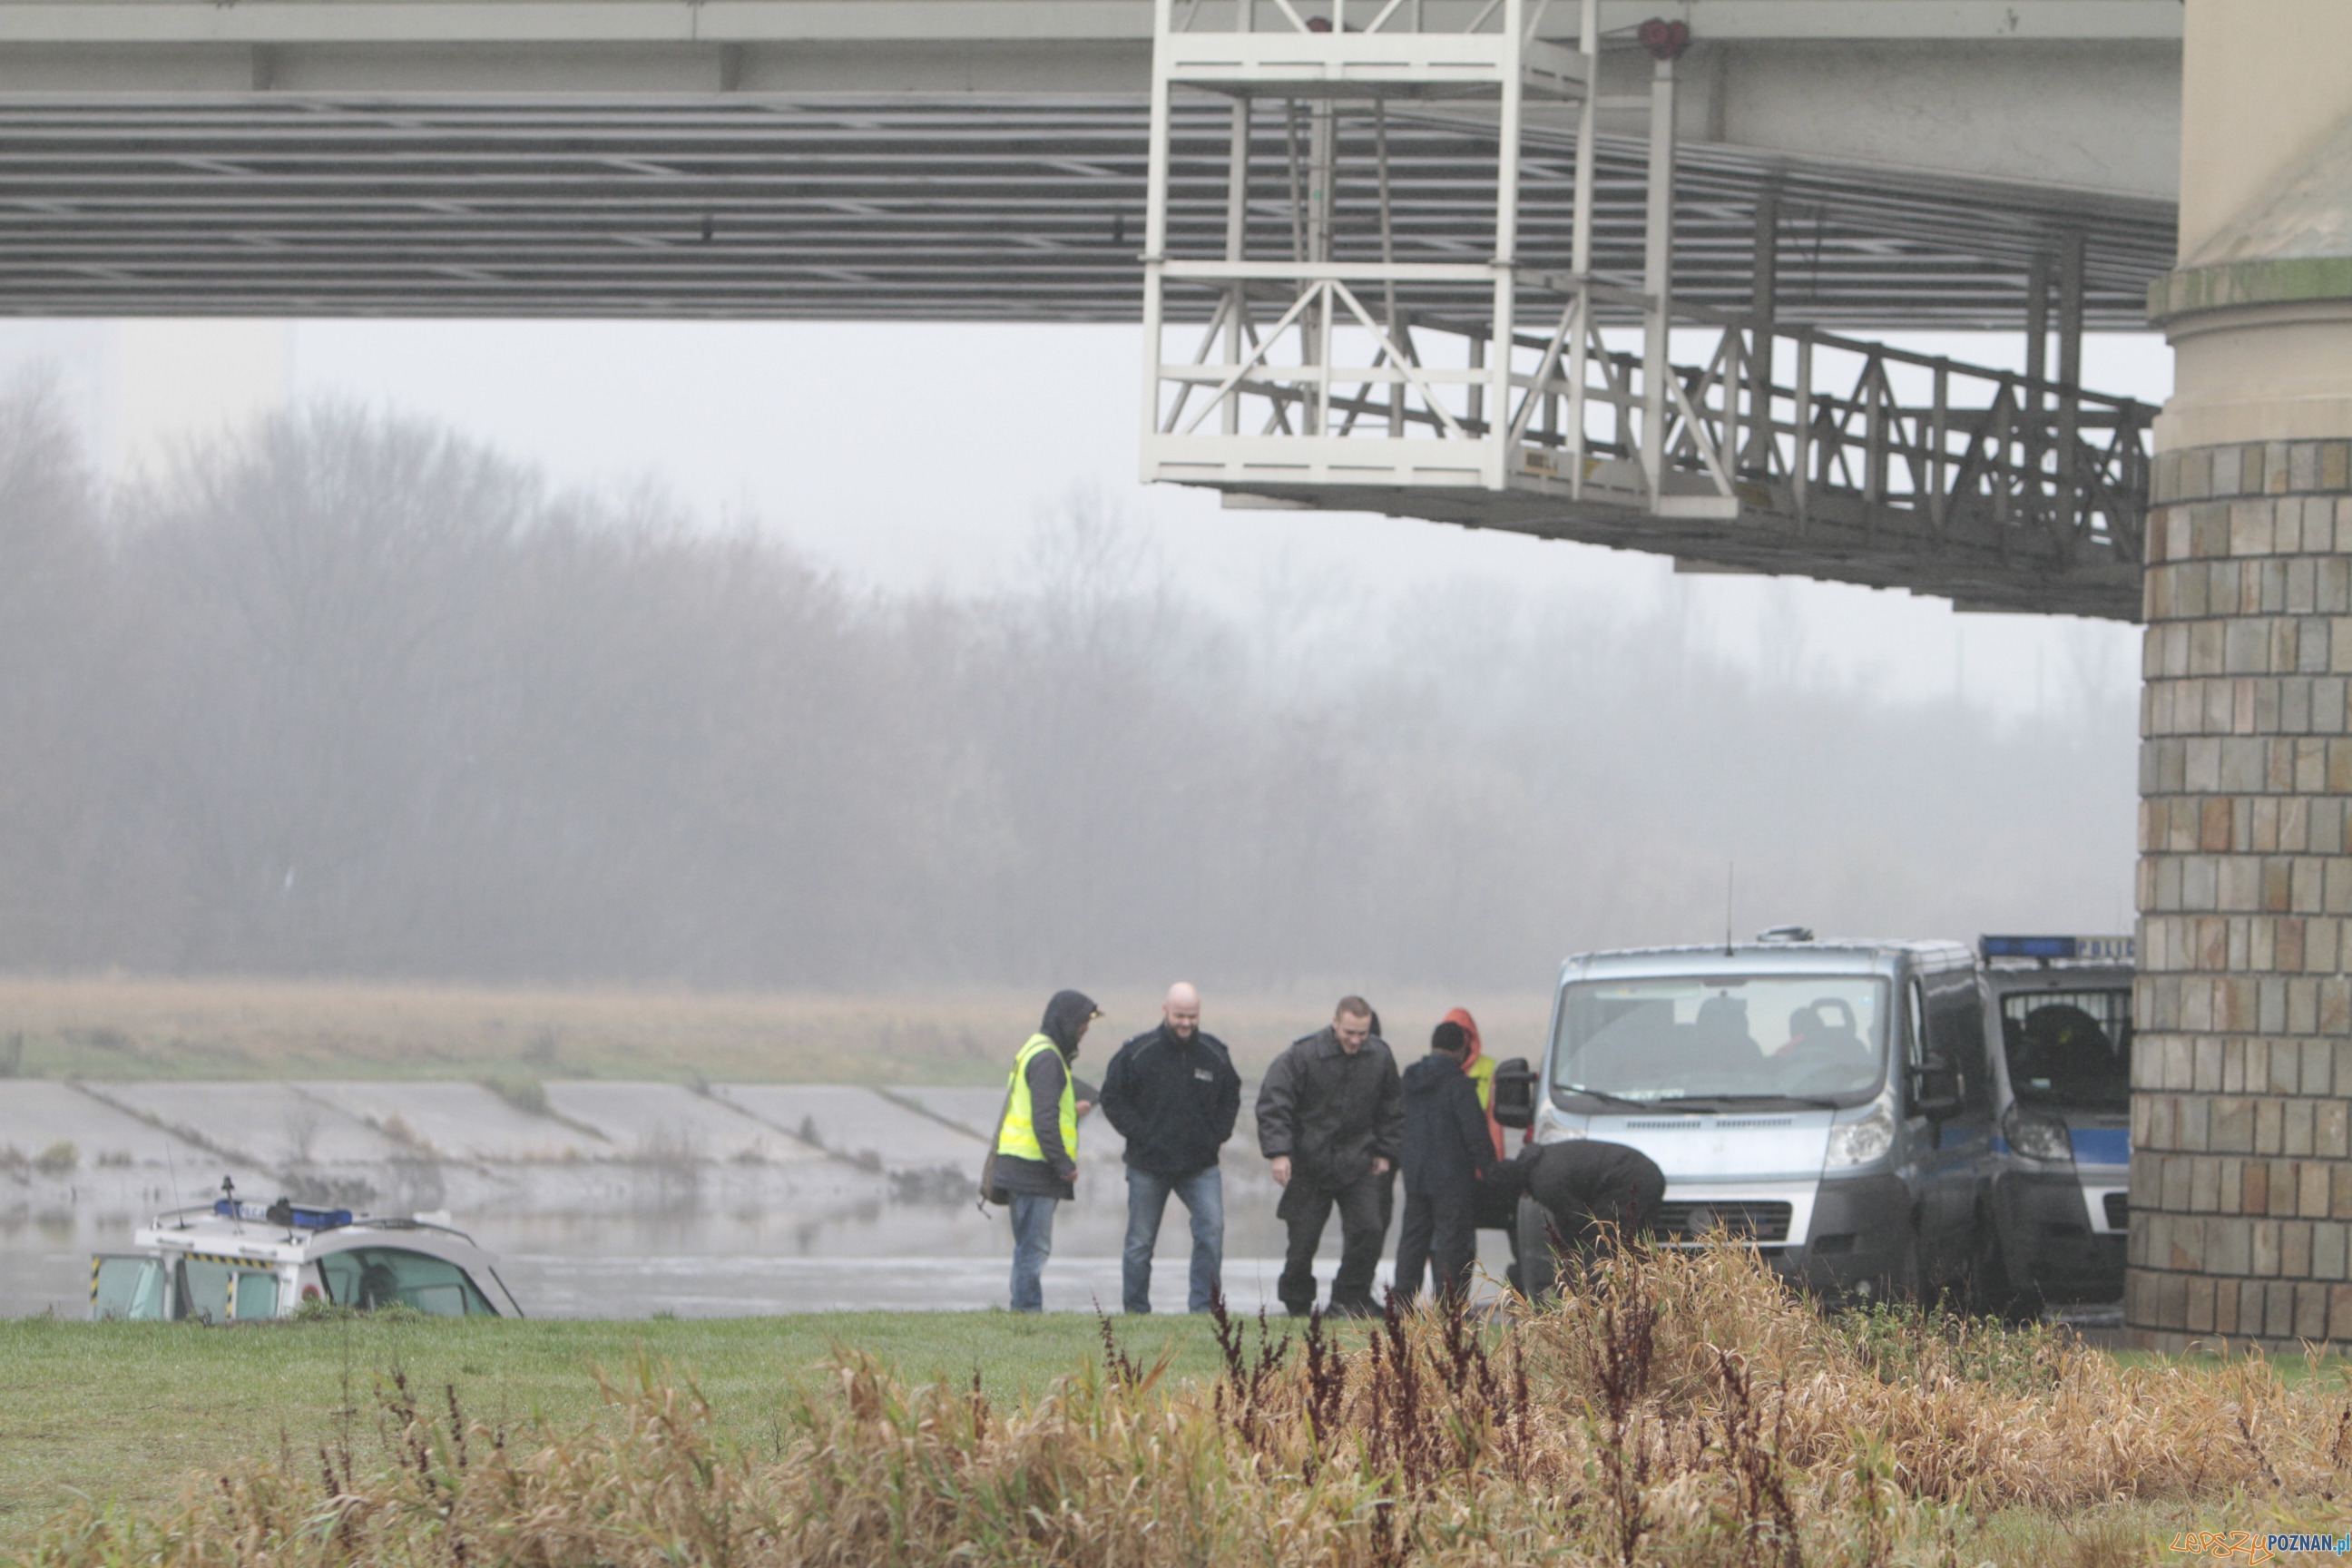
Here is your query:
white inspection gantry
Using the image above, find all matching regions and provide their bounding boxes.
[1138,0,2152,620]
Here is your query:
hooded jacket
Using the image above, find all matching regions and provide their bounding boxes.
[995,989,1097,1200]
[1100,1022,1241,1176]
[1448,1007,1509,1161]
[1254,1025,1404,1189]
[1399,1051,1499,1196]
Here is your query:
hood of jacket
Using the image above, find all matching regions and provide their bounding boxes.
[1402,1052,1467,1095]
[1041,989,1099,1059]
[1446,1007,1485,1068]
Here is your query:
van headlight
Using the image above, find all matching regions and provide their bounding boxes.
[2003,1105,2073,1164]
[1824,1102,1895,1169]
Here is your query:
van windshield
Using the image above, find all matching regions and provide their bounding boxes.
[1998,988,2131,1112]
[1552,974,1889,1106]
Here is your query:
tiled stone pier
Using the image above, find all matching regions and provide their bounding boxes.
[2125,0,2352,1350]
[2129,440,2352,1348]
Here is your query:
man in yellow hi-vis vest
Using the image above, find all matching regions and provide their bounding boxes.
[997,988,1100,1312]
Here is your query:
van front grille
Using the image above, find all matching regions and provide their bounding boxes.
[1653,1200,1793,1243]
[1623,1117,1796,1131]
[2103,1192,2129,1230]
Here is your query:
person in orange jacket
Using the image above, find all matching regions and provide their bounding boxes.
[1448,1006,1508,1167]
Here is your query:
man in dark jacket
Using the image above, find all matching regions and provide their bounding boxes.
[995,988,1100,1312]
[1394,1020,1498,1308]
[1255,995,1405,1317]
[1520,1137,1666,1276]
[1099,981,1242,1314]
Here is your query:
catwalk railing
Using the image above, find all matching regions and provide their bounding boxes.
[1146,274,2151,573]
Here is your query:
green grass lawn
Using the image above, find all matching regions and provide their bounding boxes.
[8,1307,2340,1562]
[0,1309,1247,1553]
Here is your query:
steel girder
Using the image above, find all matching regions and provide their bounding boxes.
[0,92,2170,324]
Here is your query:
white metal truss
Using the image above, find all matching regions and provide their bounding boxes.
[1138,0,2153,620]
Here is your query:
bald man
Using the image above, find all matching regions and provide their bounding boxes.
[1098,983,1243,1313]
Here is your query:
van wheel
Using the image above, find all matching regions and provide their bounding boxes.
[1886,1232,1924,1305]
[1514,1196,1559,1303]
[1968,1218,2038,1326]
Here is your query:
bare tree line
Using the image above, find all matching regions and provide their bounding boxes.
[0,385,2138,991]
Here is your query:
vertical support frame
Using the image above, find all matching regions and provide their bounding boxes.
[1565,0,1597,498]
[1485,0,1525,489]
[1745,189,1778,475]
[2023,250,2050,524]
[2056,229,2086,555]
[1640,53,1676,499]
[1140,0,1177,479]
[1142,0,1600,498]
[1222,93,1250,435]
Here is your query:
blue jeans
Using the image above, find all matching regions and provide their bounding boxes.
[1122,1165,1224,1314]
[1009,1193,1058,1312]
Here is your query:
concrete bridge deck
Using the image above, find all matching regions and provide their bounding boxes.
[0,0,2180,322]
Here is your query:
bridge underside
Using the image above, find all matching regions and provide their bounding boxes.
[0,1,2179,619]
[0,93,2170,323]
[1216,478,2140,620]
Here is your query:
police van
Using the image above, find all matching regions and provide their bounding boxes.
[1974,934,2133,1314]
[1500,930,1997,1302]
[90,1180,521,1322]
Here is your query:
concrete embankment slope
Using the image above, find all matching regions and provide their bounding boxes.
[0,1079,1129,1216]
[0,1077,1371,1318]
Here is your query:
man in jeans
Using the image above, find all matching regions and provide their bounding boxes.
[993,988,1100,1312]
[1256,995,1405,1317]
[1099,982,1241,1313]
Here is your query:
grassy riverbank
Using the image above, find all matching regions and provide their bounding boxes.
[0,1308,1230,1553]
[9,1260,2350,1565]
[0,975,1553,1084]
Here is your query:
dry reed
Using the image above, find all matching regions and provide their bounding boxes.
[27,1243,2351,1566]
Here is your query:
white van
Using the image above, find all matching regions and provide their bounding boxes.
[1503,931,1993,1300]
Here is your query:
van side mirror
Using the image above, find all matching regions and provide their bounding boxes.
[1492,1058,1537,1129]
[1907,1052,1964,1121]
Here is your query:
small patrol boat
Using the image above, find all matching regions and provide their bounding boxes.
[91,1177,522,1322]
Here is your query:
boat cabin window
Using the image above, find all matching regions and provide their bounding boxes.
[1998,988,2132,1112]
[1552,974,1889,1106]
[92,1255,172,1321]
[319,1247,497,1317]
[177,1257,281,1323]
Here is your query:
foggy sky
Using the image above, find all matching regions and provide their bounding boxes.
[0,385,2138,993]
[0,318,2161,721]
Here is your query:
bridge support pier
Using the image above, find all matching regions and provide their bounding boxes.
[2128,0,2352,1350]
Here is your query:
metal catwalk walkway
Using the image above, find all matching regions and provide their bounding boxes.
[1139,0,2150,619]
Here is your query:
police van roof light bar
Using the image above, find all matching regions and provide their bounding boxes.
[1979,935,2135,962]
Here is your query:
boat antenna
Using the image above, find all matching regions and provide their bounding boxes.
[164,1142,184,1226]
[1724,861,1736,956]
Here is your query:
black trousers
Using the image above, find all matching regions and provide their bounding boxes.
[1394,1182,1476,1308]
[1278,1171,1387,1313]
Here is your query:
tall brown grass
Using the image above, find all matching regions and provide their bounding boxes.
[28,1244,2349,1566]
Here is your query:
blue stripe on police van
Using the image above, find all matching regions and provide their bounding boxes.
[2069,1127,2130,1166]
